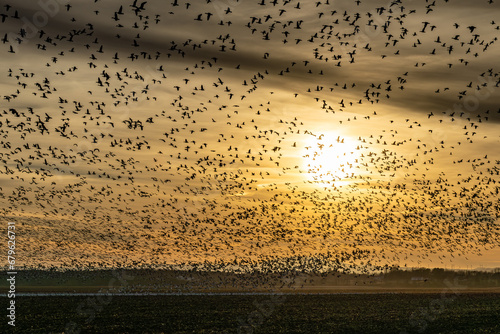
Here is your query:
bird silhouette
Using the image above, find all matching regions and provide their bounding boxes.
[0,0,497,280]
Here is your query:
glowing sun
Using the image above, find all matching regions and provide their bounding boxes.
[302,132,360,183]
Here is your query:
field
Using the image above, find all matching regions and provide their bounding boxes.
[2,293,499,333]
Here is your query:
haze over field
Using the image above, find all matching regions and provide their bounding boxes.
[0,0,499,272]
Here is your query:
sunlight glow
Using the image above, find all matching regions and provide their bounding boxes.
[302,132,360,183]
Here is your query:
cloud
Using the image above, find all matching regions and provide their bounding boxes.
[0,0,498,271]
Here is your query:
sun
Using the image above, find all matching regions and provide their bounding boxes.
[301,132,360,183]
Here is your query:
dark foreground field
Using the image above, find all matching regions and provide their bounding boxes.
[2,293,499,333]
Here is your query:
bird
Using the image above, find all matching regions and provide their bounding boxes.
[0,0,496,284]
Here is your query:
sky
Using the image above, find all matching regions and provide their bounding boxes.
[0,0,499,272]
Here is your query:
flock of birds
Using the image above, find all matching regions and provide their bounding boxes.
[0,0,499,276]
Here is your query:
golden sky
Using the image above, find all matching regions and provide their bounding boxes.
[0,0,499,271]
